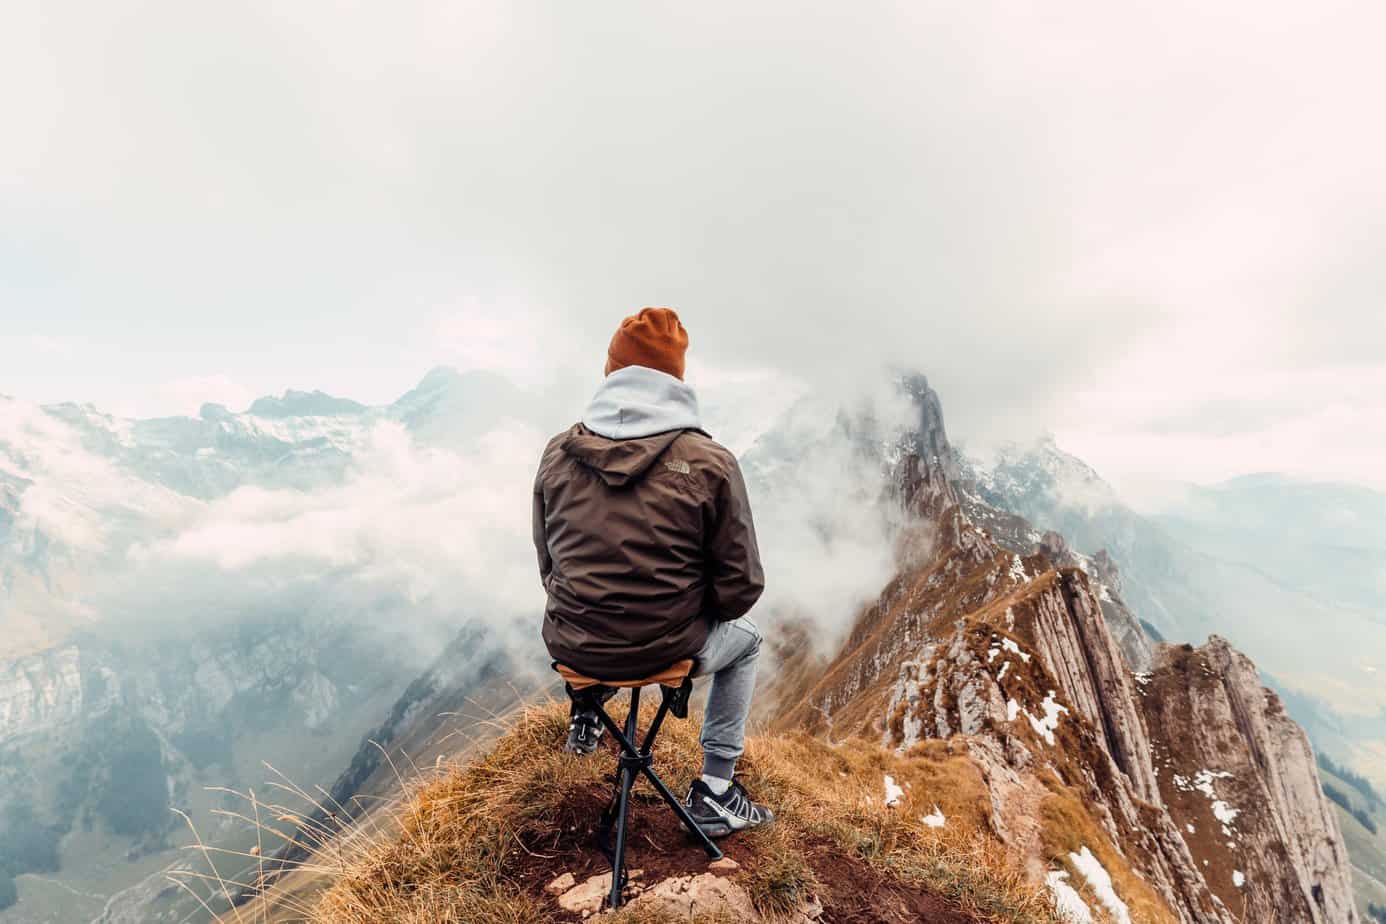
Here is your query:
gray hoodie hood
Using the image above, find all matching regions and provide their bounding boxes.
[582,365,702,439]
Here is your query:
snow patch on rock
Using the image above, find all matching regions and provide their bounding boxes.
[988,634,1031,666]
[1173,769,1239,834]
[1024,690,1069,746]
[1046,870,1094,923]
[1069,846,1132,924]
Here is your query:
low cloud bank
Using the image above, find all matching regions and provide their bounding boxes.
[4,363,928,693]
[52,370,915,673]
[738,380,920,653]
[96,418,549,663]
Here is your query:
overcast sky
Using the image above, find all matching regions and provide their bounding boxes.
[3,1,1383,499]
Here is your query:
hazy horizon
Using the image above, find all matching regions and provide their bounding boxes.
[6,1,1385,493]
[5,361,1381,515]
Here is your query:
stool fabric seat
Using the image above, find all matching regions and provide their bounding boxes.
[554,658,694,690]
[554,659,721,909]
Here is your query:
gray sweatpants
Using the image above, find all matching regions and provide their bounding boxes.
[692,617,761,780]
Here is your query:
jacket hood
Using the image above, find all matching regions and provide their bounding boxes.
[560,425,684,487]
[582,365,701,439]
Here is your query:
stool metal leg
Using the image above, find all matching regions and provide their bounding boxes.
[623,686,641,751]
[608,686,641,909]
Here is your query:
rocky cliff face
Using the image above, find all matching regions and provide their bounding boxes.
[0,648,110,741]
[1140,638,1358,924]
[954,435,1386,795]
[953,465,1155,674]
[773,377,1358,924]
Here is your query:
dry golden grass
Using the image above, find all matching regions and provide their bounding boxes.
[307,703,601,924]
[198,699,1081,923]
[745,733,1061,924]
[1038,785,1179,924]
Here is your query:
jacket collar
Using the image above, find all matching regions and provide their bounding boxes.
[581,365,702,439]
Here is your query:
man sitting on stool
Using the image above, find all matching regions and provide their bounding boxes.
[533,307,773,837]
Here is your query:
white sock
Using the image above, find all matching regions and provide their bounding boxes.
[701,774,732,796]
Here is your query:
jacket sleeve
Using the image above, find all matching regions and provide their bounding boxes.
[533,474,552,584]
[705,457,765,621]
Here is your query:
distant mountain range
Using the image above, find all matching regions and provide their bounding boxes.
[1,368,1380,921]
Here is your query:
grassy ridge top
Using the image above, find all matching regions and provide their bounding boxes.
[253,700,1067,924]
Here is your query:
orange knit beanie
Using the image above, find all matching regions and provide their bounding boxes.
[604,307,689,380]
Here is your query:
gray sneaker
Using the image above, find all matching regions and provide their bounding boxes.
[564,709,603,755]
[684,779,774,837]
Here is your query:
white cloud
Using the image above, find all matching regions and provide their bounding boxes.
[1056,362,1386,498]
[3,0,1385,490]
[121,418,548,654]
[0,335,77,360]
[0,397,196,555]
[431,298,584,387]
[738,381,919,648]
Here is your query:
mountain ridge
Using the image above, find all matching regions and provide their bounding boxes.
[762,379,1356,922]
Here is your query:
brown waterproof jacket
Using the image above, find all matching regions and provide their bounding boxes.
[534,423,764,680]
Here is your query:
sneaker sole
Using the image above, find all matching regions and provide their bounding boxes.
[684,815,771,839]
[563,735,601,755]
[564,724,603,755]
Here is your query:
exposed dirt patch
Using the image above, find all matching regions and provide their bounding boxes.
[517,788,982,921]
[504,735,981,922]
[512,786,737,886]
[508,764,757,917]
[801,836,977,924]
